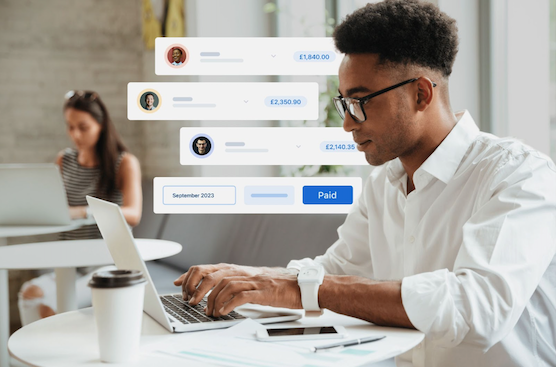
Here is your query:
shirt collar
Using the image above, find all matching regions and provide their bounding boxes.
[386,110,481,188]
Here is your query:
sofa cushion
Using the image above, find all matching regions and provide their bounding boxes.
[158,213,346,270]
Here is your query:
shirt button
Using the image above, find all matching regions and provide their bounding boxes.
[409,236,415,243]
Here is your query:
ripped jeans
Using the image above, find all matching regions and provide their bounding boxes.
[18,265,117,325]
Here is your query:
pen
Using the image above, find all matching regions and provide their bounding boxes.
[310,335,386,353]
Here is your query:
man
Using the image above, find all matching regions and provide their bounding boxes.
[174,1,556,365]
[144,93,155,110]
[171,48,183,66]
[195,137,208,155]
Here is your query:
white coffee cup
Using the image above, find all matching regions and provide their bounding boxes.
[88,269,147,363]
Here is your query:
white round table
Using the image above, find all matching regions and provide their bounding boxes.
[8,307,425,367]
[0,222,86,239]
[0,238,181,367]
[0,222,85,367]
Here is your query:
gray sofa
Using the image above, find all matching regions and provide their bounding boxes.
[134,180,347,295]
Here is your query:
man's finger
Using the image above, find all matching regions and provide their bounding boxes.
[176,271,193,301]
[209,280,254,316]
[206,276,241,315]
[206,276,254,315]
[217,290,262,317]
[173,272,187,286]
[183,266,205,300]
[188,271,223,305]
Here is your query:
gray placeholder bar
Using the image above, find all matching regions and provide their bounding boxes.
[225,149,269,153]
[173,103,217,108]
[173,97,193,102]
[200,59,244,63]
[225,142,246,147]
[200,52,221,56]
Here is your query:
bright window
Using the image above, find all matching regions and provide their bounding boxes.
[551,0,556,161]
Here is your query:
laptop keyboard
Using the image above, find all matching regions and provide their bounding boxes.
[160,294,246,324]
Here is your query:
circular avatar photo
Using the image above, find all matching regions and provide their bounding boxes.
[166,45,188,68]
[138,90,161,113]
[191,136,213,157]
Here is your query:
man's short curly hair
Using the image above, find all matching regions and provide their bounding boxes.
[333,0,459,77]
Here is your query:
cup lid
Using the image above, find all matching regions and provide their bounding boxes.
[88,270,146,289]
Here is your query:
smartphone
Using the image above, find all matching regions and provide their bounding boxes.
[256,326,347,342]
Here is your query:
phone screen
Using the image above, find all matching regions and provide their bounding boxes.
[267,326,338,337]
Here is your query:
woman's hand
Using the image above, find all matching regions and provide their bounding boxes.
[69,206,87,219]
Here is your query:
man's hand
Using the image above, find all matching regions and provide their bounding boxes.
[173,263,301,316]
[205,274,302,317]
[174,264,262,304]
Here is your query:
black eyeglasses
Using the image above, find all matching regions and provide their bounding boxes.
[64,90,98,102]
[333,78,437,123]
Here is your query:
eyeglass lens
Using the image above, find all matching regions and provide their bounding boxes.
[334,98,365,122]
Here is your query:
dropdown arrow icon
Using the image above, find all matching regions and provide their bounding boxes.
[271,54,276,58]
[296,145,301,148]
[244,100,249,103]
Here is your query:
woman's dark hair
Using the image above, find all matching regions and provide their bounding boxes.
[173,47,183,55]
[64,91,128,197]
[333,0,459,77]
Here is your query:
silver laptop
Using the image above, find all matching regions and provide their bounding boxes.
[86,195,302,333]
[0,164,74,226]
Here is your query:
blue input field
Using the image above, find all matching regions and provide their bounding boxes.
[303,186,353,205]
[244,186,295,205]
[163,185,236,205]
[251,193,288,198]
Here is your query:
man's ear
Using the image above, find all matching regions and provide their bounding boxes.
[415,77,434,111]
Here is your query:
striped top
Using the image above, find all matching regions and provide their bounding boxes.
[59,148,124,240]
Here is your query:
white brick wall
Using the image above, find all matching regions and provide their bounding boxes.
[0,0,147,332]
[0,0,278,331]
[0,0,145,166]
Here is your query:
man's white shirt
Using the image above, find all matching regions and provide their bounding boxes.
[288,111,556,366]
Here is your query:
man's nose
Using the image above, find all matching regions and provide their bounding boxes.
[343,112,360,133]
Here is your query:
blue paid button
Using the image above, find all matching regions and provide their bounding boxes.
[302,186,353,205]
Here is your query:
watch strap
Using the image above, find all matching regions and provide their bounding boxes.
[299,282,322,316]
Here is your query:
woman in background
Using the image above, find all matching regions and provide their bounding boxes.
[18,90,142,325]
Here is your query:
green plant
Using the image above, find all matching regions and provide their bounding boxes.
[289,75,353,177]
[264,2,351,176]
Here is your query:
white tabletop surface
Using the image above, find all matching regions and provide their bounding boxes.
[0,218,94,239]
[9,306,424,367]
[0,239,182,269]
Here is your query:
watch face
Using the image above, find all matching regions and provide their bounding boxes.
[307,269,318,276]
[298,266,324,284]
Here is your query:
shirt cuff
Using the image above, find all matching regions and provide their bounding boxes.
[402,269,470,348]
